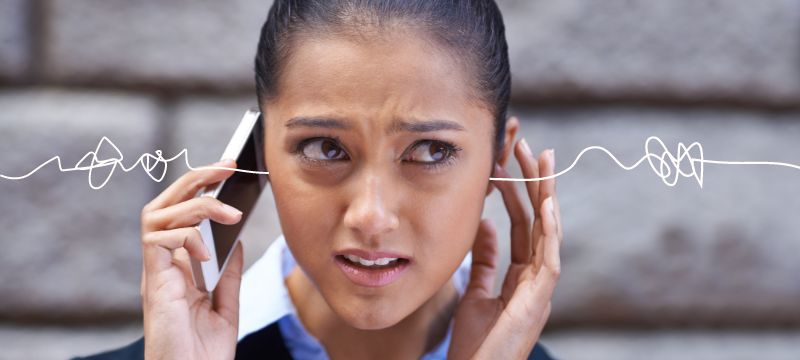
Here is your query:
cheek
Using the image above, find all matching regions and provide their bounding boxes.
[269,174,340,276]
[411,163,489,244]
[406,177,488,285]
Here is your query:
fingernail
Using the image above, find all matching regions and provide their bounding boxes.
[544,196,554,214]
[549,149,555,168]
[221,203,242,216]
[520,138,532,156]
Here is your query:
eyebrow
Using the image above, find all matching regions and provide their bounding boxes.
[285,116,466,134]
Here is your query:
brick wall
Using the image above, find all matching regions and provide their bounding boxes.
[1,1,799,358]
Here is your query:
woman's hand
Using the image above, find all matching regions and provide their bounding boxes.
[139,159,245,360]
[449,139,563,360]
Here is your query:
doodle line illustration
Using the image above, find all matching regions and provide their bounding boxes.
[1,136,798,190]
[490,136,800,188]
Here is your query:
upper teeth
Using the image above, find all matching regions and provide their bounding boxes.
[344,254,399,266]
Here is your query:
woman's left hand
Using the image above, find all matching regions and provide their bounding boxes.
[448,139,563,360]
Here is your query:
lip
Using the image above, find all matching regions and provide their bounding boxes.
[333,248,412,287]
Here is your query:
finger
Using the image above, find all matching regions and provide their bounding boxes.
[533,193,558,271]
[554,195,563,245]
[539,196,561,280]
[549,149,561,243]
[492,163,533,265]
[527,195,561,278]
[515,138,540,217]
[537,149,556,218]
[142,227,210,263]
[529,149,555,268]
[530,196,561,303]
[172,247,197,289]
[213,241,244,325]
[532,224,546,270]
[464,219,498,299]
[143,159,237,212]
[141,228,211,291]
[145,196,243,231]
[515,138,541,264]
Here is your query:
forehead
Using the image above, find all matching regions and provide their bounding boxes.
[271,32,492,133]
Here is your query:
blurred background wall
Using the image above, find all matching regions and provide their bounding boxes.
[1,0,799,359]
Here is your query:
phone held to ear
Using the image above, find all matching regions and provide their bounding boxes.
[191,109,268,292]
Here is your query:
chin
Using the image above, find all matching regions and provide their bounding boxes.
[333,297,410,330]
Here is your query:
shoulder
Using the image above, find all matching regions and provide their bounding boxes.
[70,320,294,360]
[70,337,144,360]
[529,341,556,360]
[72,328,554,360]
[236,320,294,360]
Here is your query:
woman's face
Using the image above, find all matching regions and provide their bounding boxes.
[263,31,497,329]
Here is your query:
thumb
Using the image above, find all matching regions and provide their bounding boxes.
[464,219,498,299]
[213,241,244,326]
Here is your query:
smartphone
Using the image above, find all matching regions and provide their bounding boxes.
[191,109,268,292]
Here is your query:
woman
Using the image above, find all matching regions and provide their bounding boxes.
[81,0,563,359]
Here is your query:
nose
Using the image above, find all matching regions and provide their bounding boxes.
[343,172,400,238]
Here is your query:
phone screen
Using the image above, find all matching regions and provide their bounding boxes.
[210,116,266,269]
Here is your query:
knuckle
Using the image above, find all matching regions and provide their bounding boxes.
[521,208,532,224]
[192,170,222,192]
[192,228,204,247]
[549,265,561,279]
[140,207,153,225]
[185,227,198,243]
[173,199,212,229]
[181,232,193,249]
[189,176,206,194]
[186,197,209,217]
[141,201,154,215]
[141,232,155,246]
[201,195,222,207]
[186,178,203,195]
[198,197,220,215]
[190,207,207,225]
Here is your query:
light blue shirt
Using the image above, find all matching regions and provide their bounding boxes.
[237,234,473,360]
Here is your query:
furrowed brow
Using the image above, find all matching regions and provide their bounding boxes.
[285,117,352,130]
[285,116,466,134]
[387,119,465,135]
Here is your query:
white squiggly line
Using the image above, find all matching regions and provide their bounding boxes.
[0,136,269,190]
[490,136,800,188]
[1,135,798,190]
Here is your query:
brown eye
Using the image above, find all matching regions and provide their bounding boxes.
[301,138,347,160]
[406,140,452,163]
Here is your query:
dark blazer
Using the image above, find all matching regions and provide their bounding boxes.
[74,321,555,360]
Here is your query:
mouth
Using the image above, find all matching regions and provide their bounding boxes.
[333,252,411,287]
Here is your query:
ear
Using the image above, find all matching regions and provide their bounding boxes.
[485,116,520,197]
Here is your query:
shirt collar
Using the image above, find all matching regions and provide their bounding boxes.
[238,234,473,348]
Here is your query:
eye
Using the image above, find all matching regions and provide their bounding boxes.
[298,137,348,161]
[404,140,458,163]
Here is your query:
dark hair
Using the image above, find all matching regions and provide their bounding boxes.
[254,0,511,159]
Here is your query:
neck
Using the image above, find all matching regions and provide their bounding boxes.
[286,266,459,360]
